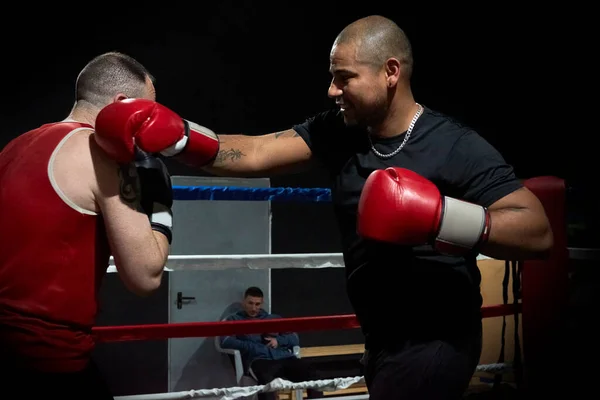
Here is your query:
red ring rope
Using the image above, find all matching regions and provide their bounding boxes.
[93,303,520,343]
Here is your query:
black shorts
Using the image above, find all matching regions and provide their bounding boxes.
[363,323,482,400]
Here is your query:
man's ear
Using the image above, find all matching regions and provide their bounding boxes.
[385,58,401,88]
[112,93,128,103]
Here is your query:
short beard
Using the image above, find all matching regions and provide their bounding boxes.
[353,97,388,130]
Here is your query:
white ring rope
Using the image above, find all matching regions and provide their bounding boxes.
[116,376,362,400]
[107,253,493,273]
[114,363,510,400]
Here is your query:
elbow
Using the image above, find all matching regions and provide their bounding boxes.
[128,275,163,297]
[527,224,554,259]
[537,225,554,258]
[116,261,164,297]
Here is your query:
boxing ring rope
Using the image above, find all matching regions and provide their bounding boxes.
[170,185,333,202]
[97,177,568,399]
[107,253,346,273]
[94,306,520,343]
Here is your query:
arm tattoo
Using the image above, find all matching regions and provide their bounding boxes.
[118,164,142,211]
[215,148,246,163]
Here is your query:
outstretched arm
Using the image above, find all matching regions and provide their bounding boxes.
[94,99,317,177]
[203,129,315,177]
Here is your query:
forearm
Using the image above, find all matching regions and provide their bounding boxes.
[130,231,167,289]
[202,134,262,177]
[201,130,314,177]
[111,229,168,296]
[480,207,553,260]
[151,231,170,273]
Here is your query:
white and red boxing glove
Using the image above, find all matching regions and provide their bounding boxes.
[357,167,491,255]
[94,98,219,166]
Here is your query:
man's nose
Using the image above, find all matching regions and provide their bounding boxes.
[328,81,342,98]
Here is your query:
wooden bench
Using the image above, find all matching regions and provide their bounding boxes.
[278,344,367,400]
[300,344,365,358]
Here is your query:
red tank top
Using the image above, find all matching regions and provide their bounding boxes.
[0,121,111,372]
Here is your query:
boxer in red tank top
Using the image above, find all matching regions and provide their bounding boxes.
[0,52,172,399]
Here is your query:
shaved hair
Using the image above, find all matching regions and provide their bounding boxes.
[335,15,413,78]
[75,51,153,108]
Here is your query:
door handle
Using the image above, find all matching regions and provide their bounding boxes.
[177,291,196,309]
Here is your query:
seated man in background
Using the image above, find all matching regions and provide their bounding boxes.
[220,286,323,400]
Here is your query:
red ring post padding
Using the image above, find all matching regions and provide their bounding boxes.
[521,176,569,392]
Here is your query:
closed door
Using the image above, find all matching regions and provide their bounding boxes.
[168,176,271,392]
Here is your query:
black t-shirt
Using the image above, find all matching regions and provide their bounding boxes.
[293,106,523,344]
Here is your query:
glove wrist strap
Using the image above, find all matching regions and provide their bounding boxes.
[151,223,173,244]
[435,196,490,255]
[150,203,173,244]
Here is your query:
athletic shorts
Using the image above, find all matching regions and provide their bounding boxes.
[362,323,482,400]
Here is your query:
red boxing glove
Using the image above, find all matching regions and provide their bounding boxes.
[94,98,219,166]
[357,167,491,255]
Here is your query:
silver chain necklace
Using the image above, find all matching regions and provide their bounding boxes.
[368,103,423,159]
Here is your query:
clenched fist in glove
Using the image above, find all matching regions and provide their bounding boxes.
[94,98,219,166]
[357,167,491,255]
[134,149,174,244]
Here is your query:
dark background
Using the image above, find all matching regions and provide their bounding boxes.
[2,5,586,183]
[1,4,594,396]
[2,5,593,240]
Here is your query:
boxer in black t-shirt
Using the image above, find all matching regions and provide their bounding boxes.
[164,15,553,400]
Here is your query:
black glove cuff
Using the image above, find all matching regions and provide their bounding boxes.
[151,223,173,245]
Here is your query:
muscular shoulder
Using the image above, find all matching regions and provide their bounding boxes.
[426,113,519,206]
[418,107,473,145]
[397,108,474,177]
[293,108,363,170]
[90,134,143,212]
[294,108,346,132]
[413,107,496,171]
[51,127,98,213]
[427,108,506,169]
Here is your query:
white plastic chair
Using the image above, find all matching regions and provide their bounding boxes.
[214,329,248,385]
[215,321,303,399]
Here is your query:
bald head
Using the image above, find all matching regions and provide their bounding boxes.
[334,15,413,79]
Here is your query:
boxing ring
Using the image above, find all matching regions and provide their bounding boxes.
[94,176,569,399]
